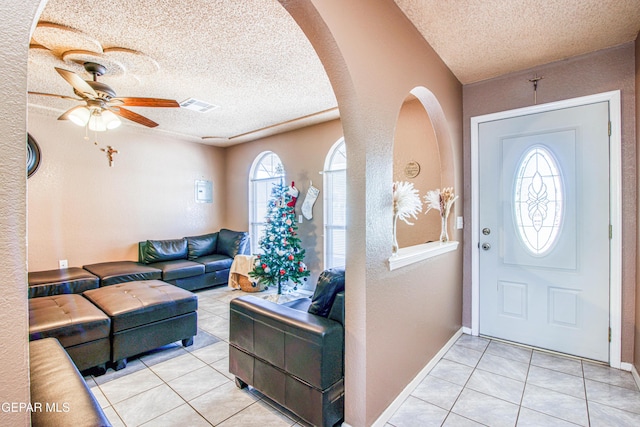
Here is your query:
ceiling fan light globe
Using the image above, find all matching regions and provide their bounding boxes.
[102,110,122,130]
[88,113,107,132]
[68,107,90,127]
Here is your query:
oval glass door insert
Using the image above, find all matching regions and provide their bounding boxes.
[513,145,564,255]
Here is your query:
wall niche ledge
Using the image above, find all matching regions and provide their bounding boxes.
[388,241,458,271]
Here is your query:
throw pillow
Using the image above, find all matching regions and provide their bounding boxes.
[308,267,345,317]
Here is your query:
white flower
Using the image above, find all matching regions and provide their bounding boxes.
[393,181,423,225]
[424,187,458,218]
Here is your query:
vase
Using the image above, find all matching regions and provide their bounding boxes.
[440,214,449,242]
[392,214,399,254]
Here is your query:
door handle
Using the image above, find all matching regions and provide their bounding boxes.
[482,243,491,251]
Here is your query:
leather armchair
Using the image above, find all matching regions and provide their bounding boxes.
[229,268,345,427]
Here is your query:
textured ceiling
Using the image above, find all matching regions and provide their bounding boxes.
[395,0,640,84]
[28,0,338,145]
[27,0,640,146]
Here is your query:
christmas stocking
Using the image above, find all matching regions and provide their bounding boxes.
[286,181,299,208]
[302,185,320,220]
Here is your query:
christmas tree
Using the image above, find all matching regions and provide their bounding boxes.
[249,180,310,294]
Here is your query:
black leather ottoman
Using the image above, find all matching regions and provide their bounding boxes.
[29,294,111,372]
[83,261,162,287]
[83,280,198,370]
[28,267,99,299]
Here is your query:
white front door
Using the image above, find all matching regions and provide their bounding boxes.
[478,101,611,362]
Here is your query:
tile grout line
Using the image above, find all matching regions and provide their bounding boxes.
[440,336,492,426]
[513,341,533,427]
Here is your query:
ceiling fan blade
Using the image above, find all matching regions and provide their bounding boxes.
[110,106,159,128]
[112,97,180,108]
[57,105,86,121]
[28,91,82,102]
[55,67,97,99]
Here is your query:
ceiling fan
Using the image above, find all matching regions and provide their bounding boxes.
[29,61,179,130]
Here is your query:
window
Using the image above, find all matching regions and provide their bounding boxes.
[249,151,285,254]
[324,138,346,269]
[513,145,564,255]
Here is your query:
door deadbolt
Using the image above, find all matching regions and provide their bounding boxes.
[481,243,491,251]
[482,228,491,235]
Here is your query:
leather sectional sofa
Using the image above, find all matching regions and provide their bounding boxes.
[30,338,111,427]
[136,228,250,291]
[229,267,345,427]
[28,228,249,373]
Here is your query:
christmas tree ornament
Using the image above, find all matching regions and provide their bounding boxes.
[302,184,320,220]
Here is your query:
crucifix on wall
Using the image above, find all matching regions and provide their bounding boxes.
[100,145,119,167]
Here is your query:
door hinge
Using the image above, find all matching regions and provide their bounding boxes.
[609,225,613,239]
[609,327,612,342]
[608,121,612,136]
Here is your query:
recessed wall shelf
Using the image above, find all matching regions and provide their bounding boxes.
[388,240,458,271]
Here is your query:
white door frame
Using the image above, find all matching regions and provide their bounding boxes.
[470,90,622,368]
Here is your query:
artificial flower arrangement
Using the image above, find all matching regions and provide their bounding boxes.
[392,182,459,252]
[392,181,423,253]
[424,187,459,242]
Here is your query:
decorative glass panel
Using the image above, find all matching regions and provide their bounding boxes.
[513,145,563,255]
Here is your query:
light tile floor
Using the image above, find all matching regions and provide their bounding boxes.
[84,285,312,427]
[84,285,640,427]
[387,334,640,427]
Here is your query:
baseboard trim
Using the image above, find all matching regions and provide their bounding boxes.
[461,326,472,335]
[629,363,640,390]
[620,361,633,372]
[369,328,464,427]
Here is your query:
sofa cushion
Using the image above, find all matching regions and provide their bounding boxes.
[29,294,111,347]
[83,261,162,287]
[150,259,205,281]
[186,232,218,260]
[142,238,188,263]
[217,229,250,258]
[30,338,111,427]
[28,267,99,298]
[308,267,345,318]
[195,253,233,273]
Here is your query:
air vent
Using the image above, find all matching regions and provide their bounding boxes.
[179,98,220,113]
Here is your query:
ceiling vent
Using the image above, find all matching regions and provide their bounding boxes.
[180,98,219,113]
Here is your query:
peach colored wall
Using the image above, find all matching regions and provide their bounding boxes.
[635,34,640,373]
[27,112,227,271]
[0,1,46,425]
[393,98,441,247]
[286,1,463,425]
[224,119,344,287]
[463,43,637,363]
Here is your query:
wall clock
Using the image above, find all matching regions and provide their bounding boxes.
[27,133,41,178]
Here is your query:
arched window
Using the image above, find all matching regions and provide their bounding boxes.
[249,151,285,253]
[324,138,346,268]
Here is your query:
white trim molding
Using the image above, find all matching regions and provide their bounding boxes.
[388,241,458,271]
[470,91,622,368]
[370,328,463,427]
